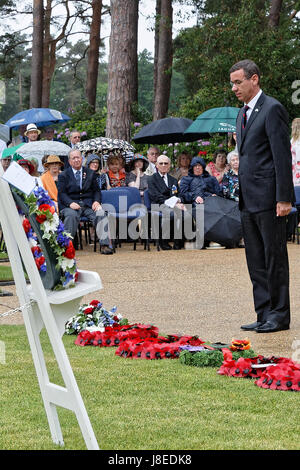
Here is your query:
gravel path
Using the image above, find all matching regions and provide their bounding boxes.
[1,242,299,359]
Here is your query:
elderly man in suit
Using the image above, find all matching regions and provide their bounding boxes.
[230,59,294,333]
[148,155,192,250]
[145,146,159,176]
[57,149,113,254]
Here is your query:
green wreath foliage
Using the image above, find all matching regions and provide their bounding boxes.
[179,348,256,368]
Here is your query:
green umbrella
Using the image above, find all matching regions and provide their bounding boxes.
[1,143,25,158]
[184,107,239,140]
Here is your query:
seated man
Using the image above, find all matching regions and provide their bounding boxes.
[57,149,113,254]
[147,155,193,250]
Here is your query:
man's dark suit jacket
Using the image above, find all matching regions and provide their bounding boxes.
[148,172,181,205]
[57,166,101,212]
[236,92,294,212]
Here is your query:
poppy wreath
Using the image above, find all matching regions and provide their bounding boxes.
[115,335,205,360]
[75,324,159,348]
[218,349,300,385]
[255,361,300,392]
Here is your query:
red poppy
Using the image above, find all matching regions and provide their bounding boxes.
[84,307,94,315]
[35,256,45,269]
[90,300,100,306]
[63,240,75,259]
[22,218,31,233]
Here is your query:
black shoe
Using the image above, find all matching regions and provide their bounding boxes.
[159,242,172,250]
[255,321,289,333]
[241,321,265,331]
[100,246,114,255]
[173,241,183,250]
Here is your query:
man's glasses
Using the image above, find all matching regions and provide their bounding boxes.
[230,78,249,87]
[158,162,169,165]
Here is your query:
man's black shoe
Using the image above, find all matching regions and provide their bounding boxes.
[100,246,114,255]
[241,321,265,331]
[255,321,289,333]
[159,242,172,250]
[173,241,183,250]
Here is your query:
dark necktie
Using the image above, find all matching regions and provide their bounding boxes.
[75,170,81,189]
[242,105,250,129]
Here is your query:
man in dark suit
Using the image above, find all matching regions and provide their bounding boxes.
[230,59,294,333]
[57,149,113,254]
[148,155,192,250]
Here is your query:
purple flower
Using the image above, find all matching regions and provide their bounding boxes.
[134,122,141,128]
[81,131,87,136]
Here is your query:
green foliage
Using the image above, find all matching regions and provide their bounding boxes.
[180,348,256,368]
[55,101,107,142]
[173,0,300,120]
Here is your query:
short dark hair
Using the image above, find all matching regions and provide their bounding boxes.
[229,59,260,83]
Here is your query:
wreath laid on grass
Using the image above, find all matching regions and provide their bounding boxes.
[68,300,300,392]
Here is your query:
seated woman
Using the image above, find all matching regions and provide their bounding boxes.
[86,153,109,190]
[126,154,149,202]
[107,154,126,188]
[205,150,229,184]
[221,150,239,202]
[170,151,192,182]
[18,158,35,175]
[180,156,222,249]
[41,154,64,210]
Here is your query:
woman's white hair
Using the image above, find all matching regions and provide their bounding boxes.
[227,149,239,164]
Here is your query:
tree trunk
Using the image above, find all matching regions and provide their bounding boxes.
[42,0,71,107]
[86,0,102,112]
[268,0,283,28]
[153,0,161,110]
[106,0,138,141]
[42,0,52,107]
[30,0,44,108]
[129,0,139,107]
[153,0,173,120]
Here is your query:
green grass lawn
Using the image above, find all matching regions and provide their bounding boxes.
[0,325,299,450]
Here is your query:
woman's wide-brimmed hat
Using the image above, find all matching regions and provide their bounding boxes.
[44,154,64,167]
[18,159,35,175]
[24,123,41,136]
[130,153,149,171]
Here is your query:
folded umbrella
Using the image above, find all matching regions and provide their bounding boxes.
[204,196,242,248]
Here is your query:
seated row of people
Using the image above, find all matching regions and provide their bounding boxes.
[2,147,240,254]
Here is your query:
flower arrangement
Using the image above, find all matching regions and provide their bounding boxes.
[19,186,78,289]
[65,300,128,335]
[179,341,256,368]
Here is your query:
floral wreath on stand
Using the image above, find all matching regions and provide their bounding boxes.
[17,186,78,290]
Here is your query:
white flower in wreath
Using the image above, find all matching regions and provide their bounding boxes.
[42,212,60,234]
[61,257,75,270]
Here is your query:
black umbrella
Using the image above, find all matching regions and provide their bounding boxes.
[132,117,194,144]
[204,196,242,248]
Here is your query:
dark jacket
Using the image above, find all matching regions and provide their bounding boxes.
[57,166,101,212]
[236,92,294,212]
[148,171,181,205]
[180,157,221,204]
